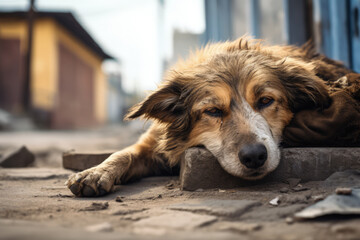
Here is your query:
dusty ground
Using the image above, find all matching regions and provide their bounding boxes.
[1,123,360,240]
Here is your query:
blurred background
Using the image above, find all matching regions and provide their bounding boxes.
[0,0,359,132]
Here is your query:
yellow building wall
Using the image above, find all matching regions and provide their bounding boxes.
[0,17,107,124]
[0,18,58,111]
[55,23,107,124]
[31,19,58,111]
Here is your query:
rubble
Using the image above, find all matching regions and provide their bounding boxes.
[115,196,124,202]
[291,185,309,192]
[335,187,352,195]
[285,217,294,224]
[79,202,109,212]
[285,178,301,188]
[312,195,325,202]
[0,146,35,168]
[269,197,280,206]
[295,189,360,219]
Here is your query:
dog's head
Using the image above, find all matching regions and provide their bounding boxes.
[126,42,330,180]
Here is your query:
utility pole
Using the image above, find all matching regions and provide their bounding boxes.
[23,0,35,112]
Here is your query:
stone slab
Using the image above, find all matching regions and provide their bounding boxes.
[180,147,360,190]
[295,188,360,219]
[62,153,112,171]
[0,146,35,168]
[168,199,261,217]
[321,170,360,189]
[0,167,73,180]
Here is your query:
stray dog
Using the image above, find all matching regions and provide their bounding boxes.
[66,37,356,197]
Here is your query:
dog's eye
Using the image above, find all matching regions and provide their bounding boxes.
[258,97,274,109]
[204,108,223,117]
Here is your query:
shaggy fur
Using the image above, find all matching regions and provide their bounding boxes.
[66,37,357,197]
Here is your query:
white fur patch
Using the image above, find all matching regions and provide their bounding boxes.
[242,99,281,173]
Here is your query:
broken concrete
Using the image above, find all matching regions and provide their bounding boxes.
[168,199,261,217]
[0,146,35,168]
[62,153,111,171]
[321,170,360,189]
[180,147,360,190]
[295,188,360,219]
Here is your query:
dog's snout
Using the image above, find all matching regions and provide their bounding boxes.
[238,143,267,169]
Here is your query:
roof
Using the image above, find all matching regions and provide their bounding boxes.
[0,11,113,60]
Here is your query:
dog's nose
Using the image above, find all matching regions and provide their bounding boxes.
[238,143,267,169]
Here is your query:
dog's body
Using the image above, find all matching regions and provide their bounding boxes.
[67,37,359,197]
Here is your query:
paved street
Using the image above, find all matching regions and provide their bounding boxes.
[1,124,360,239]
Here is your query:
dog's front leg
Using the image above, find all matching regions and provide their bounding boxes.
[66,126,164,197]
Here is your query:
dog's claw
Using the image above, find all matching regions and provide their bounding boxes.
[82,185,96,197]
[70,184,81,196]
[98,187,108,196]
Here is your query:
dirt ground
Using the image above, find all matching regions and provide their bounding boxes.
[1,122,360,240]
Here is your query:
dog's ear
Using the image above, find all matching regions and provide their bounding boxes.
[125,81,185,122]
[276,60,330,112]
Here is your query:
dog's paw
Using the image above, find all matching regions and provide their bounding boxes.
[65,167,115,197]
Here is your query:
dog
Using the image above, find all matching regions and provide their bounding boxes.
[66,37,356,197]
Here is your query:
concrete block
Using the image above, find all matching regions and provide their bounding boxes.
[0,146,35,168]
[180,147,360,191]
[62,153,111,171]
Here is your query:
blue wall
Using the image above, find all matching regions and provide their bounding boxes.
[204,0,360,72]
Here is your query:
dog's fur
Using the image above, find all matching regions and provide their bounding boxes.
[66,37,354,197]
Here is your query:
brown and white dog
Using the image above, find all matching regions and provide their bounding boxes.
[66,37,354,197]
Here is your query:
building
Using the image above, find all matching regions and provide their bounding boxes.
[107,73,126,123]
[204,0,360,73]
[0,11,112,129]
[167,30,202,68]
